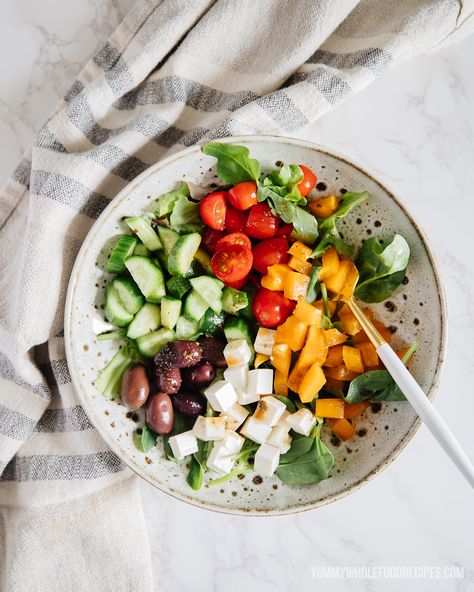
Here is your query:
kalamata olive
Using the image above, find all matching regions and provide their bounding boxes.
[182,361,215,389]
[155,366,181,394]
[171,392,206,416]
[198,337,226,367]
[154,341,202,368]
[121,364,150,409]
[146,392,174,435]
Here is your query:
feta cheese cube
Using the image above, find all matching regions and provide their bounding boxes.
[254,395,286,426]
[286,408,316,436]
[223,339,252,367]
[220,402,249,431]
[237,388,260,405]
[277,410,291,430]
[254,443,280,476]
[240,416,272,444]
[206,443,235,475]
[204,380,238,412]
[254,328,276,356]
[247,369,274,396]
[267,425,292,453]
[223,364,248,390]
[192,415,226,441]
[168,430,198,460]
[219,429,245,454]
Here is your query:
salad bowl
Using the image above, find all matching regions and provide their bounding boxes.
[64,135,447,515]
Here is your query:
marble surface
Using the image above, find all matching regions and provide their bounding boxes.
[1,1,474,590]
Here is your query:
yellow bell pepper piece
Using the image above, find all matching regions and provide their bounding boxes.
[275,315,308,351]
[318,247,340,281]
[338,304,361,336]
[313,299,337,316]
[274,369,288,396]
[261,263,291,291]
[323,344,344,368]
[299,363,326,403]
[323,259,351,294]
[288,241,312,261]
[254,353,270,368]
[356,341,379,368]
[344,401,370,419]
[293,299,322,326]
[299,326,327,368]
[261,274,284,291]
[288,255,312,275]
[283,271,309,301]
[331,417,356,441]
[324,365,359,382]
[342,345,365,373]
[315,398,345,418]
[287,358,307,393]
[271,343,291,375]
[309,195,340,218]
[324,328,348,347]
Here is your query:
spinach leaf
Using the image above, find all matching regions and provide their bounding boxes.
[311,191,369,258]
[354,234,410,303]
[132,424,157,453]
[273,395,297,413]
[202,142,261,184]
[150,182,190,217]
[306,265,321,303]
[345,370,406,403]
[186,439,212,490]
[169,194,203,233]
[276,436,334,485]
[262,188,319,245]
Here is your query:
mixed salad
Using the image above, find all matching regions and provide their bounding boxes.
[95,142,415,489]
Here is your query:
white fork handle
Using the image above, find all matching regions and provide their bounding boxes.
[377,343,474,489]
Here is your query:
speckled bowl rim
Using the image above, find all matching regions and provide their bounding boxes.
[64,134,447,516]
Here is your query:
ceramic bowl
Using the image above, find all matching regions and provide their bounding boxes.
[64,135,447,515]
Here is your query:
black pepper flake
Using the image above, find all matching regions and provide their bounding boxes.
[316,182,327,191]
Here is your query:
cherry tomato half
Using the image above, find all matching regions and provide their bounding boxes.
[275,223,293,239]
[201,228,225,254]
[252,237,289,274]
[225,275,249,290]
[216,232,252,252]
[199,191,227,230]
[211,244,253,284]
[225,203,248,233]
[245,202,279,239]
[227,182,258,211]
[253,288,294,328]
[297,165,317,197]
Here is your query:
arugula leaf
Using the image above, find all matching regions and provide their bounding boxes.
[311,191,369,258]
[149,182,190,217]
[354,234,410,303]
[169,194,203,233]
[202,142,261,184]
[260,164,306,206]
[262,188,318,245]
[276,435,334,485]
[345,370,406,403]
[132,424,157,453]
[306,265,321,303]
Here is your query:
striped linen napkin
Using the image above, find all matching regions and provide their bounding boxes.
[1,1,472,590]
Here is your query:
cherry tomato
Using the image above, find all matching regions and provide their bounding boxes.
[253,288,294,328]
[199,191,227,230]
[275,223,293,238]
[245,202,279,239]
[225,203,248,233]
[211,244,253,284]
[227,182,258,211]
[216,232,252,252]
[201,228,225,254]
[225,275,248,289]
[297,165,317,197]
[252,237,289,274]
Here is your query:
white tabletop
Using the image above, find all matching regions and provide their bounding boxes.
[1,1,473,590]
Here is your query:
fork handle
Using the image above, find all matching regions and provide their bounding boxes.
[377,343,474,488]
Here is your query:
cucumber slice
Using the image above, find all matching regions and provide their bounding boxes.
[200,308,224,336]
[136,328,175,357]
[97,329,127,341]
[224,317,255,363]
[112,277,144,314]
[133,243,151,257]
[166,276,191,299]
[176,316,201,340]
[127,303,162,339]
[157,226,180,256]
[184,289,208,322]
[125,256,166,303]
[168,233,201,276]
[107,235,138,273]
[194,248,213,275]
[125,216,162,251]
[222,286,248,314]
[189,276,224,314]
[155,250,170,274]
[238,284,256,320]
[160,296,182,330]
